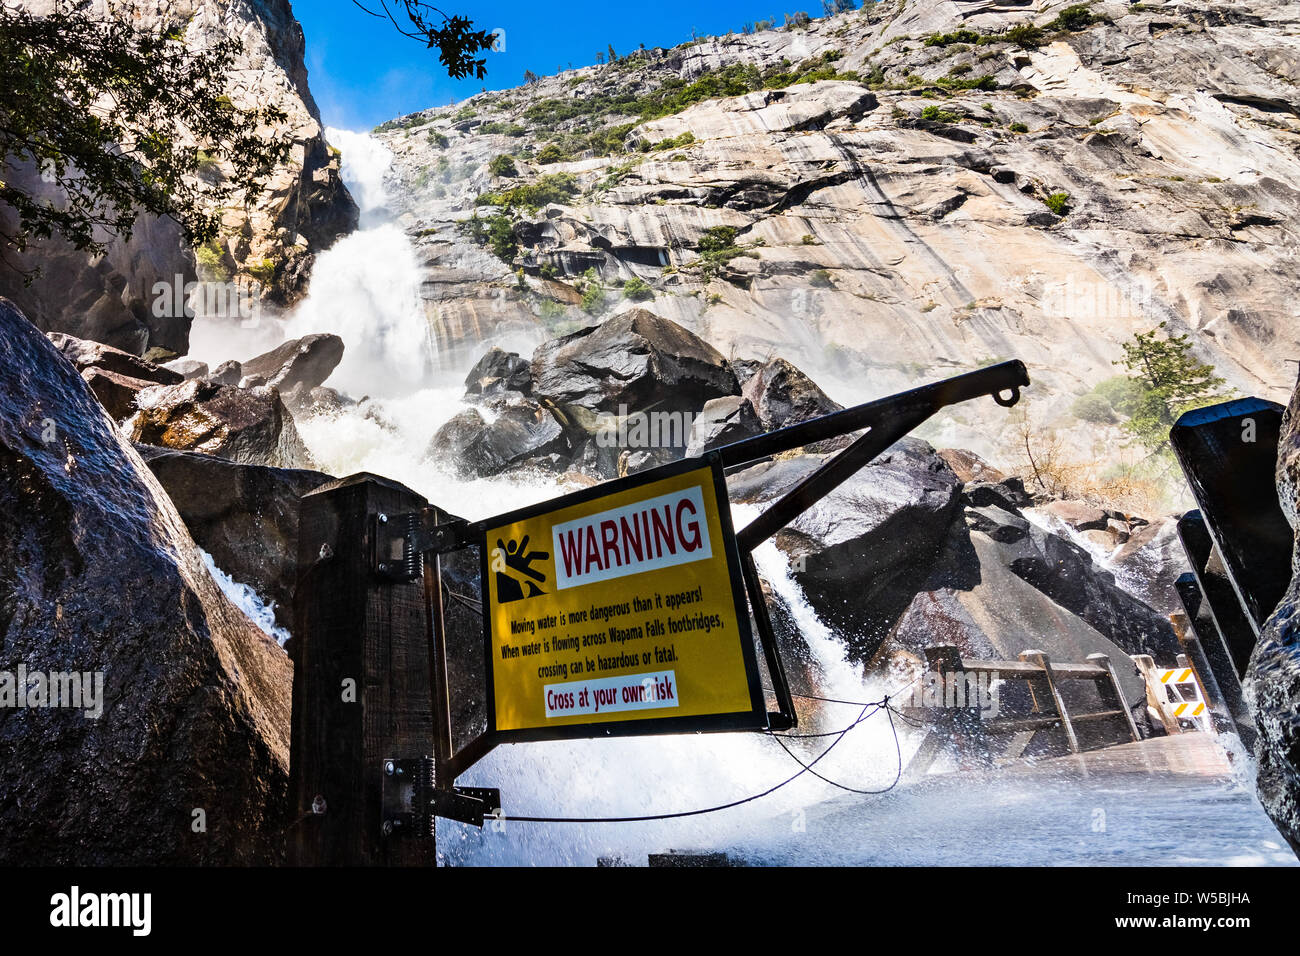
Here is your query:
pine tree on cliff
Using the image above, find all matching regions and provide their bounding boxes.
[1116,322,1234,453]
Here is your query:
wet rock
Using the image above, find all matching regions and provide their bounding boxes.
[427,400,569,478]
[48,332,183,385]
[569,438,621,480]
[684,396,762,457]
[964,504,1030,543]
[1037,500,1110,532]
[618,448,678,476]
[136,445,333,631]
[125,379,316,470]
[1003,524,1179,660]
[531,309,740,418]
[209,360,243,387]
[730,437,963,663]
[241,333,344,394]
[1248,377,1300,854]
[741,357,842,431]
[963,477,1033,511]
[0,298,292,864]
[297,385,357,417]
[81,367,155,421]
[465,347,532,396]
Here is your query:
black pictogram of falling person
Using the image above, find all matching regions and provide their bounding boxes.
[495,535,549,603]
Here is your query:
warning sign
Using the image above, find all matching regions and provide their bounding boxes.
[483,460,763,735]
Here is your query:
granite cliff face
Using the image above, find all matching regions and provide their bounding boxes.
[372,0,1300,465]
[0,0,358,358]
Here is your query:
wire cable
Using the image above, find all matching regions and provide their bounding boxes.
[499,701,877,824]
[769,701,905,795]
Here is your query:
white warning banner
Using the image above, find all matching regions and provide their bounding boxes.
[544,670,680,719]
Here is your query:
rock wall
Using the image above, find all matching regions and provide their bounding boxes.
[1249,374,1300,854]
[373,0,1300,465]
[0,0,358,358]
[0,298,292,864]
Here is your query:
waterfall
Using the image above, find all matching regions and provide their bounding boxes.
[186,128,438,397]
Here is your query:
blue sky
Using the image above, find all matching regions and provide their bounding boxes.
[297,0,853,131]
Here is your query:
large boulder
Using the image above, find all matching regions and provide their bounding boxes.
[1248,378,1300,854]
[136,446,333,631]
[531,309,740,417]
[240,333,345,396]
[0,298,292,864]
[465,347,532,397]
[125,379,316,470]
[729,433,1176,678]
[427,400,570,478]
[48,331,184,385]
[741,357,842,431]
[685,396,763,457]
[729,437,963,662]
[80,367,157,421]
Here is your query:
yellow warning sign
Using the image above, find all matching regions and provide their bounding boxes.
[484,462,760,733]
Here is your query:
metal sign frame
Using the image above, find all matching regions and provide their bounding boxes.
[427,453,776,785]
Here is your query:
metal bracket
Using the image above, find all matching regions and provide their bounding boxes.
[375,511,472,581]
[432,786,502,828]
[381,757,501,834]
[380,757,435,838]
[374,512,423,582]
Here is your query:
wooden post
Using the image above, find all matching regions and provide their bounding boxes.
[1020,650,1079,754]
[1087,653,1141,742]
[923,646,990,768]
[289,473,437,866]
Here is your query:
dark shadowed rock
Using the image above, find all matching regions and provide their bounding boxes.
[0,298,292,864]
[1249,378,1300,854]
[48,332,184,385]
[136,445,334,631]
[531,309,739,416]
[731,358,764,388]
[964,504,1030,543]
[741,357,842,430]
[209,360,243,386]
[126,379,315,470]
[241,333,345,394]
[963,477,1033,511]
[81,368,155,421]
[685,396,762,457]
[729,437,963,662]
[1002,524,1178,660]
[465,347,532,396]
[427,400,569,478]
